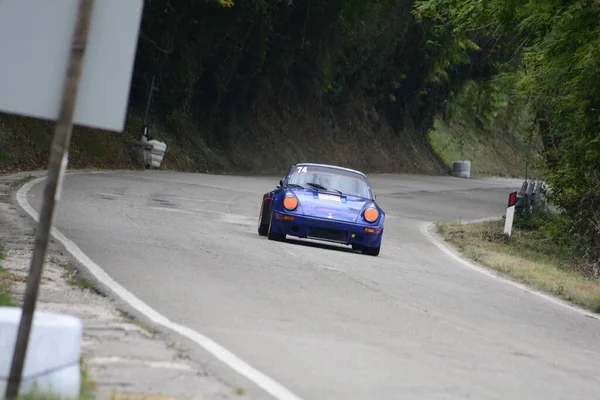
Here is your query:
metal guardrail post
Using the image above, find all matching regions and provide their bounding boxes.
[515,181,528,214]
[525,181,535,213]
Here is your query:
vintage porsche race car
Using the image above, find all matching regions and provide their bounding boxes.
[258,163,385,256]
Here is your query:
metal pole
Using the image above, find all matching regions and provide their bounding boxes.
[143,75,155,127]
[140,75,155,140]
[4,0,95,398]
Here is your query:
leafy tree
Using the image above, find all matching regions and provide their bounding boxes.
[416,0,600,272]
[130,0,494,147]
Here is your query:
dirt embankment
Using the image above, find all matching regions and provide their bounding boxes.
[1,101,447,176]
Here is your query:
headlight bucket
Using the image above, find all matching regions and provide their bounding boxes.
[283,193,299,211]
[363,207,379,223]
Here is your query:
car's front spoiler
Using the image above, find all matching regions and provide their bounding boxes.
[271,211,383,247]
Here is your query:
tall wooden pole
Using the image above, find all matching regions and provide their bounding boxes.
[4,0,95,398]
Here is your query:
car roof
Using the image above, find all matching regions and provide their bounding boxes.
[291,163,367,178]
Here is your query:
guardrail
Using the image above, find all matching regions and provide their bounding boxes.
[504,179,546,237]
[515,179,546,215]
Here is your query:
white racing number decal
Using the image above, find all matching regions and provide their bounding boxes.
[296,166,308,173]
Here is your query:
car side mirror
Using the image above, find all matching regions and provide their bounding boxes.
[278,179,283,188]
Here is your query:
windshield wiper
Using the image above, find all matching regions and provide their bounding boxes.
[306,182,342,195]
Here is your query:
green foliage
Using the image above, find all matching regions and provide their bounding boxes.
[428,74,538,178]
[416,0,600,272]
[514,205,552,231]
[131,0,489,147]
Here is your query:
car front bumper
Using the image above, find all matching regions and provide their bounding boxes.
[271,211,383,248]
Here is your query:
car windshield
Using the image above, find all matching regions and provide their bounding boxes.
[286,165,372,199]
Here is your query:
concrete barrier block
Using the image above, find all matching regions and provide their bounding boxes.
[452,160,471,178]
[0,307,82,399]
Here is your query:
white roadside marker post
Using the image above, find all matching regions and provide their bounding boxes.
[504,191,518,237]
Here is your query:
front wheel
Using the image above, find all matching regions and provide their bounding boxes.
[361,246,380,256]
[267,215,286,241]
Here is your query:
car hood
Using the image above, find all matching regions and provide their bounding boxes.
[293,190,371,223]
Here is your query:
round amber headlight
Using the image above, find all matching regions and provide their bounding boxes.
[364,207,379,223]
[283,195,298,211]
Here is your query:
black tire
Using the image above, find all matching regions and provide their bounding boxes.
[361,246,380,256]
[258,221,268,236]
[258,201,269,236]
[267,213,286,241]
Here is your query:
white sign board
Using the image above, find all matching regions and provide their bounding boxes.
[0,0,144,132]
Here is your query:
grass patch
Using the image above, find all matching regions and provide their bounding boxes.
[1,250,96,399]
[167,341,190,357]
[0,175,37,203]
[428,117,541,178]
[0,245,17,306]
[438,219,600,312]
[235,387,247,395]
[427,79,545,179]
[125,317,156,335]
[117,309,157,335]
[13,357,96,399]
[61,263,94,291]
[79,357,97,400]
[8,175,36,188]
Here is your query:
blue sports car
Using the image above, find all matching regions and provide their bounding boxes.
[258,163,385,256]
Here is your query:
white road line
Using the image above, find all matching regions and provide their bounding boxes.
[420,221,600,320]
[17,176,304,400]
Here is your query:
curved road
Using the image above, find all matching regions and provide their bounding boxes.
[25,171,600,399]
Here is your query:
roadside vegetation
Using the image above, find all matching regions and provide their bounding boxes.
[0,244,17,306]
[427,79,542,178]
[418,0,600,297]
[1,0,597,268]
[0,245,97,399]
[1,0,535,177]
[437,207,600,313]
[61,263,95,292]
[16,361,95,400]
[14,361,96,400]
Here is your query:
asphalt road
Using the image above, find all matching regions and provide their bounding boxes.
[27,171,600,399]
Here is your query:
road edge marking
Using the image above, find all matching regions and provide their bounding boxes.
[420,221,600,320]
[16,176,304,400]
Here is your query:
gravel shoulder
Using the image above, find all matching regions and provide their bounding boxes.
[0,171,244,400]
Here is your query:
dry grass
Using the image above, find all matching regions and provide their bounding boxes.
[437,220,600,312]
[0,246,96,399]
[14,357,96,400]
[1,101,448,176]
[0,112,199,174]
[226,101,446,176]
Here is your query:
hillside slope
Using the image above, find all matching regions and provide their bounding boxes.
[1,102,450,176]
[1,102,533,179]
